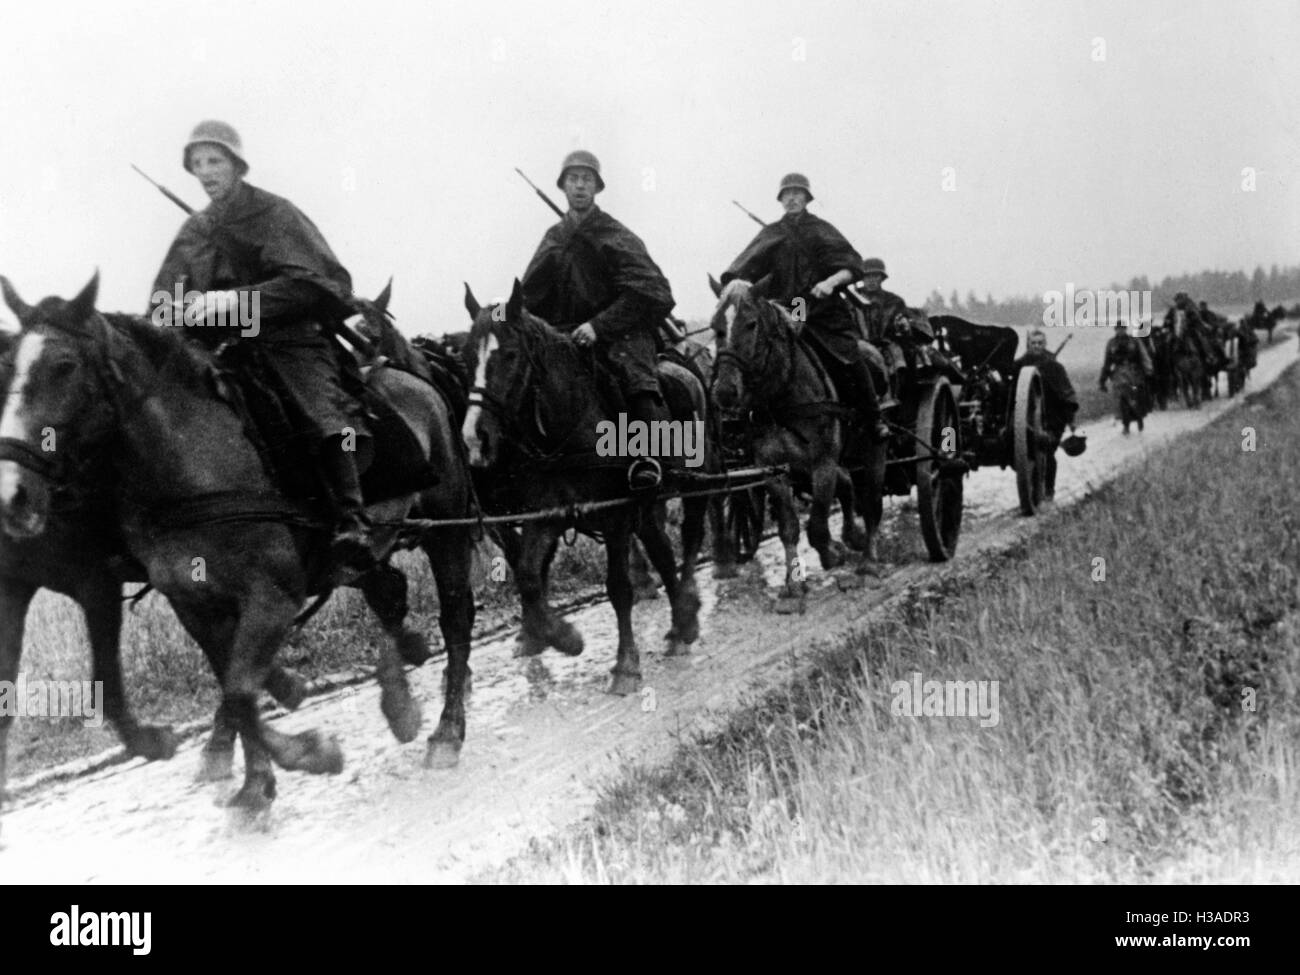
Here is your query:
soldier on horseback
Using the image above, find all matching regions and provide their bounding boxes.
[719,173,890,442]
[149,120,373,565]
[520,150,676,492]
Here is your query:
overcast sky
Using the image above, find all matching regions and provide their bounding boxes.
[1,0,1296,333]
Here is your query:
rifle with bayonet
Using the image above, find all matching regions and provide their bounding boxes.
[513,168,685,343]
[131,164,375,356]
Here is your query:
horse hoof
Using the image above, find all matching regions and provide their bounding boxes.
[196,749,235,783]
[818,545,845,570]
[607,671,642,696]
[266,667,308,710]
[128,725,179,761]
[514,634,547,658]
[550,622,585,657]
[664,635,691,657]
[712,562,740,580]
[396,630,433,666]
[834,570,863,591]
[633,582,661,603]
[424,738,462,770]
[225,774,276,811]
[843,528,869,552]
[774,594,806,615]
[298,731,345,775]
[381,688,423,745]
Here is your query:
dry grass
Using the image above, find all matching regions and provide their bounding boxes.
[482,363,1300,883]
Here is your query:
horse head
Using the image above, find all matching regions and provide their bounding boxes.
[0,273,126,537]
[460,279,533,468]
[707,273,781,411]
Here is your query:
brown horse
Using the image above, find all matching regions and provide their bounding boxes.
[708,276,883,612]
[0,273,475,811]
[460,281,718,694]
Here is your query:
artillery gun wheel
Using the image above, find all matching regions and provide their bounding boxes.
[915,378,963,561]
[1013,366,1050,515]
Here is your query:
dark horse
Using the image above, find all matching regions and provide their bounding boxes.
[460,281,717,695]
[0,336,320,817]
[708,276,884,612]
[0,274,476,810]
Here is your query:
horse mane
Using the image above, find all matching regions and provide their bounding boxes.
[99,312,216,388]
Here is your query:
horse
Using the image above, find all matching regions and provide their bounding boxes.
[460,281,718,695]
[707,276,884,612]
[0,273,476,811]
[1147,327,1173,410]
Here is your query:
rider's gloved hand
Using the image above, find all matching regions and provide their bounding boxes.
[572,322,598,347]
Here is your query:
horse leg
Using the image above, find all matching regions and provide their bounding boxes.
[423,525,476,769]
[516,524,583,657]
[0,578,35,818]
[769,477,807,611]
[636,507,698,655]
[854,442,887,570]
[839,467,868,551]
[807,461,844,570]
[628,538,660,602]
[602,525,642,695]
[360,561,432,665]
[357,563,423,745]
[78,572,178,761]
[220,592,343,785]
[708,487,738,579]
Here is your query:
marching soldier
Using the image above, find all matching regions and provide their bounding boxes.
[719,173,890,442]
[150,120,373,565]
[1014,328,1079,500]
[1099,322,1153,433]
[520,150,676,492]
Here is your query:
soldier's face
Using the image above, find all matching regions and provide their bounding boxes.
[1028,333,1047,354]
[562,168,599,212]
[189,145,241,203]
[779,189,808,215]
[862,273,885,293]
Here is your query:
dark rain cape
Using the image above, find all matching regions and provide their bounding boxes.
[521,206,674,396]
[1014,350,1079,434]
[150,181,364,440]
[151,181,355,335]
[521,206,674,337]
[721,211,866,363]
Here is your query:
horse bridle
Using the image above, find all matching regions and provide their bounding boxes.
[467,315,591,463]
[0,315,167,488]
[713,297,798,408]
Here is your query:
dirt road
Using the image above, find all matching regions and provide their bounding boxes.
[2,335,1294,882]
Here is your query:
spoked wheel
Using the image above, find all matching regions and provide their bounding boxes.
[724,482,766,563]
[915,378,963,561]
[1013,366,1049,515]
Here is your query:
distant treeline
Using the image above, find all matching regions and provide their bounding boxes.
[922,264,1300,324]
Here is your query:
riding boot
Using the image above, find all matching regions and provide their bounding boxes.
[321,435,373,567]
[627,392,669,493]
[847,358,891,442]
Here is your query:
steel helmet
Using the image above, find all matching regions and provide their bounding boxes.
[183,120,249,176]
[557,150,604,191]
[1062,432,1088,457]
[777,172,814,202]
[862,257,888,280]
